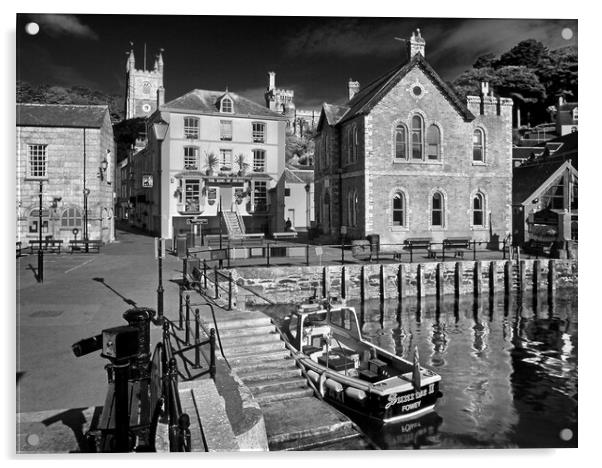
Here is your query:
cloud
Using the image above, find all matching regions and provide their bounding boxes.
[30,14,99,40]
[236,86,267,106]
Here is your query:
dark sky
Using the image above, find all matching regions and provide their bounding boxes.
[16,14,577,109]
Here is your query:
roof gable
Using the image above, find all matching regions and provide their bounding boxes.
[513,159,575,205]
[338,54,475,124]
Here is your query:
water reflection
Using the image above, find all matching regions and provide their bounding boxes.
[256,288,577,449]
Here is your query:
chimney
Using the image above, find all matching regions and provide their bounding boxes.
[268,71,276,91]
[480,81,489,96]
[408,28,426,58]
[348,79,360,100]
[157,86,165,108]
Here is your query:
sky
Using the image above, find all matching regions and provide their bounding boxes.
[16,14,577,110]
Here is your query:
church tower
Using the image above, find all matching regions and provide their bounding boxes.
[124,44,165,119]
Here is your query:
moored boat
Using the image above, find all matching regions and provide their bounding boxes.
[282,299,443,423]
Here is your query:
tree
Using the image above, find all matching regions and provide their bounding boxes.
[497,39,549,68]
[451,67,500,100]
[537,46,578,103]
[473,53,497,69]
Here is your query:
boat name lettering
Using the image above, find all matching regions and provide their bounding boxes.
[401,401,422,412]
[385,387,429,410]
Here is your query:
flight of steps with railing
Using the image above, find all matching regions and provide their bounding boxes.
[221,211,245,238]
[207,308,374,450]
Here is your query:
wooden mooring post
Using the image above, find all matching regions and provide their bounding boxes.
[454,262,462,299]
[435,263,443,300]
[397,264,404,301]
[474,261,482,298]
[417,264,424,298]
[341,266,346,300]
[504,261,512,295]
[379,264,385,302]
[533,259,540,297]
[489,261,497,295]
[360,265,366,303]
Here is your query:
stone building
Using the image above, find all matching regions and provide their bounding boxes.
[264,72,319,137]
[124,44,165,119]
[16,104,115,245]
[314,29,513,246]
[130,88,288,242]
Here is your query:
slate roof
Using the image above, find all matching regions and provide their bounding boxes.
[162,89,287,120]
[513,146,544,161]
[322,103,349,126]
[513,159,566,205]
[16,103,109,128]
[337,53,475,125]
[284,167,314,185]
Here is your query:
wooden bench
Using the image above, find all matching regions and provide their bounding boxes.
[526,239,553,257]
[273,231,298,241]
[442,237,472,258]
[69,239,101,253]
[29,239,64,254]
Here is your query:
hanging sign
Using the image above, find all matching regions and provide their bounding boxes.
[142,175,154,188]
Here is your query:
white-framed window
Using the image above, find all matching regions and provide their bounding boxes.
[28,144,48,178]
[61,207,83,228]
[253,149,266,172]
[472,193,485,227]
[28,208,49,233]
[252,122,266,143]
[393,192,406,226]
[431,192,445,227]
[220,120,233,141]
[184,179,201,213]
[426,125,441,160]
[184,146,199,170]
[221,97,233,113]
[411,115,423,160]
[395,124,407,159]
[473,128,485,162]
[253,181,267,211]
[184,117,200,139]
[219,149,232,171]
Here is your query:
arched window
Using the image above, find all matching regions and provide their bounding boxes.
[221,97,233,113]
[473,129,484,162]
[61,207,83,228]
[431,192,444,227]
[395,124,407,159]
[473,193,485,227]
[426,125,440,160]
[352,126,358,161]
[411,115,423,160]
[392,192,405,226]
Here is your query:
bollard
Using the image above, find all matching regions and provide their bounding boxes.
[178,287,184,329]
[209,328,216,380]
[177,413,191,452]
[397,264,404,301]
[341,267,346,300]
[474,261,482,298]
[193,309,201,369]
[203,259,208,291]
[113,360,131,452]
[182,258,188,287]
[185,295,191,345]
[228,272,233,310]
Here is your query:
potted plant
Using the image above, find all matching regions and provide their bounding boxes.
[205,152,219,176]
[235,153,249,176]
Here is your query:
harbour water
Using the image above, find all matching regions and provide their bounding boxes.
[259,289,578,450]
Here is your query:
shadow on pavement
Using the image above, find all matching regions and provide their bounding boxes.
[27,264,40,282]
[92,277,138,308]
[42,407,103,453]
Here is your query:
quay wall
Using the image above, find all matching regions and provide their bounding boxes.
[230,259,577,304]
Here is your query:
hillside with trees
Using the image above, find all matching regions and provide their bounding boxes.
[452,39,577,126]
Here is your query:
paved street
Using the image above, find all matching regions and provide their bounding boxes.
[16,229,184,413]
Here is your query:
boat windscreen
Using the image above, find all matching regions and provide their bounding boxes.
[304,311,327,325]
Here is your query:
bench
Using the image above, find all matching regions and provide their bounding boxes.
[442,237,472,258]
[69,239,101,253]
[29,239,64,254]
[526,239,553,257]
[16,241,27,257]
[403,237,433,258]
[273,231,298,241]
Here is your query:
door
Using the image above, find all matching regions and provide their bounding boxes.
[220,186,234,211]
[287,209,295,228]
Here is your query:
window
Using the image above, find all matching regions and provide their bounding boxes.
[184,147,199,170]
[28,144,47,178]
[143,82,151,94]
[392,192,405,226]
[431,192,444,227]
[184,179,201,213]
[352,126,358,161]
[221,97,233,113]
[347,128,353,164]
[542,175,565,210]
[285,188,291,197]
[220,120,233,141]
[472,193,485,227]
[395,124,407,159]
[253,149,266,172]
[411,115,423,160]
[61,207,83,228]
[28,209,49,234]
[426,125,440,160]
[253,181,267,211]
[184,117,199,139]
[219,149,232,171]
[473,129,484,162]
[347,191,357,227]
[252,122,266,143]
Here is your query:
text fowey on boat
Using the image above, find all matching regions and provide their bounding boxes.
[284,299,443,423]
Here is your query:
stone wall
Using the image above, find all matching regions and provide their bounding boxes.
[233,259,577,305]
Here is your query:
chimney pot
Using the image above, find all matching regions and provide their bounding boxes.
[407,28,426,59]
[348,79,360,100]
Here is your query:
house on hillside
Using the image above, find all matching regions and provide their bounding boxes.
[314,29,513,246]
[131,88,288,243]
[16,103,115,245]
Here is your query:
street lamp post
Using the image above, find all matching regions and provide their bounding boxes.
[156,238,164,323]
[83,188,90,253]
[38,180,44,283]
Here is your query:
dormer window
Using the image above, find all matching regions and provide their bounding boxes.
[221,96,233,113]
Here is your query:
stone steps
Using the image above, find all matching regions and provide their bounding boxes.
[212,315,272,330]
[246,376,306,393]
[218,324,276,338]
[221,340,286,358]
[227,350,292,367]
[232,356,296,373]
[254,385,314,405]
[219,332,282,347]
[239,366,301,384]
